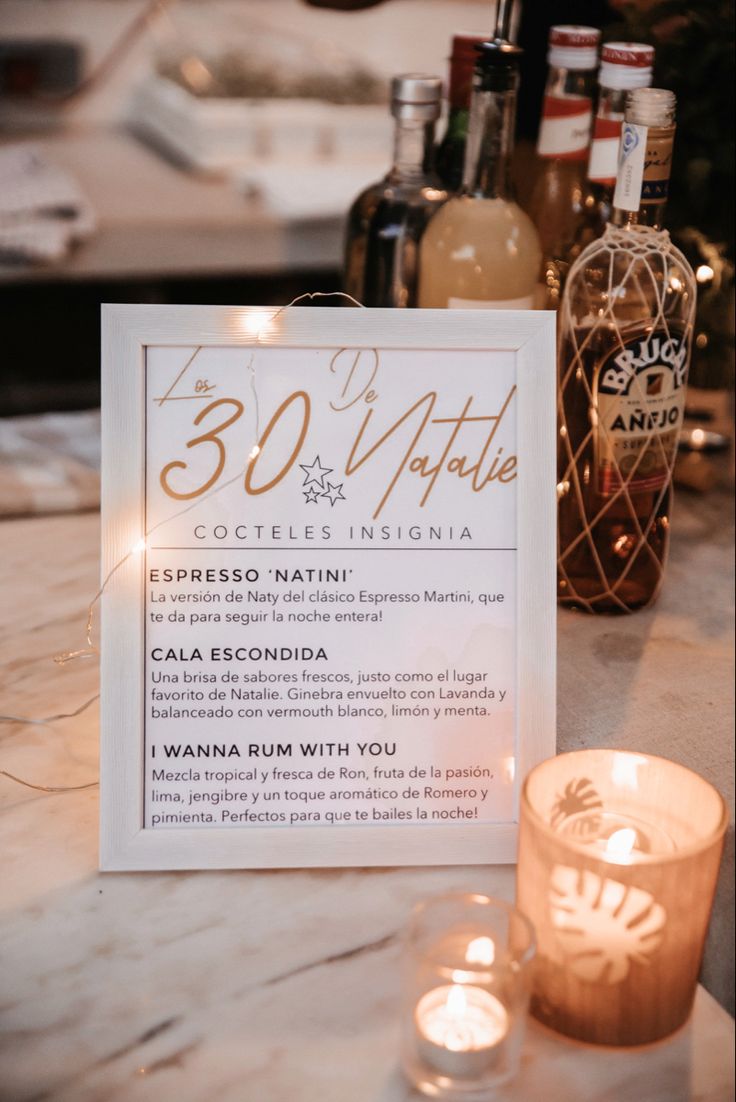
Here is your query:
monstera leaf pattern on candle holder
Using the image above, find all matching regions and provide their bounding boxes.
[549,865,666,984]
[549,777,603,829]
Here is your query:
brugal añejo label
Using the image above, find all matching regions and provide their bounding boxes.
[594,328,688,496]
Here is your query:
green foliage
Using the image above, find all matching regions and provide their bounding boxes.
[610,0,735,256]
[611,1,735,388]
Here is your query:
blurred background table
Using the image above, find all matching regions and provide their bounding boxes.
[0,474,733,1101]
[0,128,346,284]
[0,0,550,416]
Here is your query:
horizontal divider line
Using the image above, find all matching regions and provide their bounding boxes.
[149,546,518,552]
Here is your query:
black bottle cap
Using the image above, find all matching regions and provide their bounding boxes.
[472,38,522,92]
[474,38,523,68]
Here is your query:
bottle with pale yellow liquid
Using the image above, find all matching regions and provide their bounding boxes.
[418,37,541,309]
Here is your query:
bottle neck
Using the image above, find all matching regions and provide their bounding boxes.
[462,81,517,199]
[448,51,478,112]
[446,104,469,127]
[544,63,597,100]
[390,118,436,182]
[611,121,675,230]
[536,64,596,162]
[586,85,629,191]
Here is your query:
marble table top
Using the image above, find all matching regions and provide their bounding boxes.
[1,502,733,1101]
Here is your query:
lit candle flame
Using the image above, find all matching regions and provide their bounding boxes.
[446,985,467,1017]
[605,827,637,858]
[465,936,495,967]
[416,984,510,1058]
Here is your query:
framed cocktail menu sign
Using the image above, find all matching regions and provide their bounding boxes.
[100,305,556,870]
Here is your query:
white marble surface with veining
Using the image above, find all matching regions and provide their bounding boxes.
[0,503,733,1102]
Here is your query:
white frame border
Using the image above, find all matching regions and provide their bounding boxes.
[100,305,556,870]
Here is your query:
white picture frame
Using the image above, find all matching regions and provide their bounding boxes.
[100,304,556,870]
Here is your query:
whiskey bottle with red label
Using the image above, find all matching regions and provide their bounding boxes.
[557,88,696,613]
[527,25,600,309]
[574,42,654,252]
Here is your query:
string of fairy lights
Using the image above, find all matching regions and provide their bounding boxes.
[0,292,366,795]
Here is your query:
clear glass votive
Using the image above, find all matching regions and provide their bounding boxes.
[517,749,728,1046]
[401,892,536,1099]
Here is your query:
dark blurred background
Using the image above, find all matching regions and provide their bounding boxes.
[0,0,733,414]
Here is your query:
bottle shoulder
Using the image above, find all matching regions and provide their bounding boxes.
[419,196,542,305]
[568,225,696,283]
[427,194,538,229]
[351,176,446,213]
[424,196,541,263]
[346,181,384,223]
[562,224,697,332]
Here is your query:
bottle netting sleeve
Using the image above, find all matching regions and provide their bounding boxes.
[557,225,696,612]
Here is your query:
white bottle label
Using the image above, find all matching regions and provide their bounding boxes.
[587,117,623,185]
[448,294,535,310]
[613,122,647,212]
[588,137,620,183]
[537,96,592,160]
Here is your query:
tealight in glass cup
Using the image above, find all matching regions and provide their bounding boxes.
[401,893,536,1099]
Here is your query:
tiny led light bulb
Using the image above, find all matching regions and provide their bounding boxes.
[446,985,467,1016]
[248,444,261,461]
[132,538,147,554]
[241,311,273,337]
[466,936,495,967]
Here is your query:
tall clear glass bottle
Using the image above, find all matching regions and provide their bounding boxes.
[557,88,696,613]
[418,38,541,309]
[343,75,446,308]
[436,32,488,193]
[575,42,654,252]
[527,25,600,310]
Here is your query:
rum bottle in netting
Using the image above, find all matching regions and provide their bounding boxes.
[557,88,696,613]
[526,25,600,310]
[418,37,540,309]
[343,76,446,307]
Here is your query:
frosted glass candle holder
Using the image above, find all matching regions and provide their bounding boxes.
[401,893,535,1099]
[517,749,728,1046]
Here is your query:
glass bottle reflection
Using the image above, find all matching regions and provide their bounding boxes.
[344,75,446,307]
